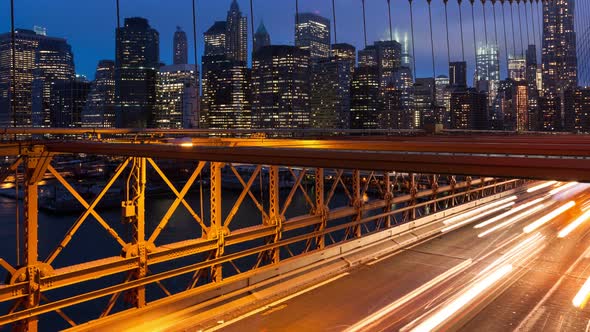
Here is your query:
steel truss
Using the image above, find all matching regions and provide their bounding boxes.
[0,143,524,330]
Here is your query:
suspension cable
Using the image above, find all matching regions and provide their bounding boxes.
[537,0,542,47]
[482,0,489,46]
[530,0,537,51]
[10,0,16,127]
[523,0,531,47]
[362,0,368,48]
[470,0,477,78]
[459,0,466,62]
[501,0,510,77]
[250,0,255,51]
[387,0,393,42]
[444,0,451,65]
[116,0,121,29]
[428,0,436,78]
[192,0,199,126]
[509,0,517,58]
[409,0,417,78]
[516,0,524,56]
[492,0,499,46]
[295,0,300,30]
[332,0,338,44]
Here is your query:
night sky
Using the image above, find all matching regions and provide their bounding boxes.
[2,0,548,82]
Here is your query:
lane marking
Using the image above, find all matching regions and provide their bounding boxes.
[204,272,350,331]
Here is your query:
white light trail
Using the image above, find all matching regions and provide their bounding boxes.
[478,204,546,238]
[344,260,473,332]
[573,276,590,308]
[549,182,579,196]
[527,181,558,193]
[558,210,590,238]
[478,233,544,277]
[474,197,547,229]
[443,196,517,225]
[441,203,515,233]
[409,265,513,332]
[523,201,576,234]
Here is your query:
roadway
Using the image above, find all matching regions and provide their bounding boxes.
[185,182,590,331]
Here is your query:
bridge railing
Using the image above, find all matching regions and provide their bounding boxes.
[0,141,524,331]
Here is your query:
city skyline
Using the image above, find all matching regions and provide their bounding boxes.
[6,0,588,84]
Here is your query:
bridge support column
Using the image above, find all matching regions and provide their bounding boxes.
[410,173,417,220]
[314,168,328,249]
[383,172,393,228]
[351,170,362,238]
[123,157,147,308]
[209,162,225,282]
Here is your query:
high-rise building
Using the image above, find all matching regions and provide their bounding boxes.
[542,0,577,95]
[374,40,402,89]
[414,78,437,126]
[202,55,251,129]
[513,81,529,131]
[155,64,199,129]
[568,87,590,132]
[49,75,91,128]
[358,46,377,67]
[392,66,415,128]
[476,44,500,107]
[449,62,467,88]
[0,28,75,127]
[252,45,310,129]
[204,21,228,57]
[435,75,451,127]
[173,27,188,65]
[351,66,380,129]
[311,56,353,129]
[82,60,116,128]
[331,43,356,75]
[253,21,271,54]
[508,57,527,82]
[226,0,248,63]
[526,45,541,131]
[115,17,160,128]
[380,84,403,129]
[450,88,488,129]
[295,13,331,60]
[539,92,561,131]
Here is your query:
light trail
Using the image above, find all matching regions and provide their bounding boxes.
[527,181,558,193]
[441,202,515,233]
[443,196,517,225]
[558,210,590,238]
[573,276,590,308]
[549,182,579,196]
[477,233,544,277]
[409,265,513,332]
[344,260,473,332]
[523,201,576,234]
[474,197,547,229]
[478,204,546,238]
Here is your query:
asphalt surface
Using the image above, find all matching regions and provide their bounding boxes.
[202,183,590,332]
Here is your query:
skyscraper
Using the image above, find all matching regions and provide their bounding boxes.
[351,66,380,129]
[435,75,451,127]
[374,40,402,89]
[0,29,74,127]
[392,66,415,128]
[49,75,91,128]
[508,57,527,82]
[156,64,199,129]
[542,0,577,94]
[115,17,160,128]
[254,21,271,54]
[82,60,116,128]
[202,55,251,129]
[295,13,331,59]
[204,22,228,57]
[450,89,488,129]
[173,27,188,65]
[252,45,311,129]
[449,62,467,88]
[476,44,500,107]
[226,0,248,63]
[414,78,437,126]
[311,56,353,129]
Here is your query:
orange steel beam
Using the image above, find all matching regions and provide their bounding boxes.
[42,142,590,182]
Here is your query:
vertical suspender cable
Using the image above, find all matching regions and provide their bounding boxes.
[10,0,16,127]
[492,0,499,46]
[444,0,451,66]
[192,0,199,128]
[295,0,300,34]
[537,0,542,48]
[501,0,510,77]
[387,0,393,42]
[333,0,338,44]
[250,0,255,51]
[516,0,524,56]
[409,0,417,78]
[509,0,517,58]
[427,0,436,78]
[458,0,466,62]
[530,0,537,53]
[116,0,121,29]
[482,0,489,46]
[470,0,477,81]
[523,0,531,47]
[362,0,368,48]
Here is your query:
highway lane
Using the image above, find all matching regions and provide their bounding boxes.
[192,182,590,332]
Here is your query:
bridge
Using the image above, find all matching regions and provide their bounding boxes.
[0,129,589,331]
